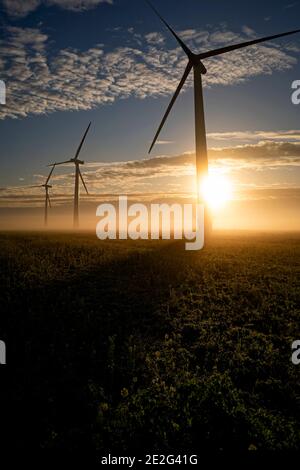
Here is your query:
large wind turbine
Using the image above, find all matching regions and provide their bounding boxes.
[29,164,56,227]
[50,122,91,228]
[146,1,300,238]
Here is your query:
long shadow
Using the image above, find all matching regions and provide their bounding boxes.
[2,241,187,450]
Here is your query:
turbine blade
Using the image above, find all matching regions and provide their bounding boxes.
[79,168,89,195]
[74,122,91,160]
[48,160,72,166]
[47,194,51,208]
[29,185,44,188]
[199,28,300,59]
[146,0,192,57]
[45,164,55,184]
[149,61,192,154]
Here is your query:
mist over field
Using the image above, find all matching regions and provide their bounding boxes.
[1,188,300,232]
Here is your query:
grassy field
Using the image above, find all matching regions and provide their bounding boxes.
[1,231,300,452]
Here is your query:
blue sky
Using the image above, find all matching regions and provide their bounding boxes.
[0,0,300,230]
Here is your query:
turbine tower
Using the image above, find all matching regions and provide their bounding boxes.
[146,0,300,240]
[30,164,56,227]
[50,122,91,228]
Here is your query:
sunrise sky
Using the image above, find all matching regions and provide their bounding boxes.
[0,0,300,230]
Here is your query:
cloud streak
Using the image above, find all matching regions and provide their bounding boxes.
[208,130,300,143]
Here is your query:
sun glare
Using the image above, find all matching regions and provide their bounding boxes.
[200,174,233,211]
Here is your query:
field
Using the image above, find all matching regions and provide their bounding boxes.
[1,231,300,452]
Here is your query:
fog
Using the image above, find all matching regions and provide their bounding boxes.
[1,192,299,233]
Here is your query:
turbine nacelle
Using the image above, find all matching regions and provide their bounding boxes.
[72,158,84,165]
[193,57,207,74]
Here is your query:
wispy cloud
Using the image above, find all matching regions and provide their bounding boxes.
[208,130,300,143]
[145,32,165,45]
[2,0,113,18]
[0,23,298,119]
[154,140,174,145]
[241,25,256,38]
[284,2,299,9]
[1,138,300,206]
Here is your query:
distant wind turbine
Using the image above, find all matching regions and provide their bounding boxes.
[29,164,56,227]
[146,0,300,238]
[49,122,91,228]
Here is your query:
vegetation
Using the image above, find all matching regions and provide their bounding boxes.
[1,231,300,452]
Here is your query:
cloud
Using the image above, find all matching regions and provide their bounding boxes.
[2,0,112,18]
[0,23,298,120]
[284,2,299,9]
[145,32,165,45]
[242,25,256,38]
[208,130,300,143]
[209,141,300,170]
[1,139,300,207]
[155,140,174,145]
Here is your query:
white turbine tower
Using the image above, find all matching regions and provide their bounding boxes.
[29,164,56,227]
[49,122,91,228]
[146,0,300,242]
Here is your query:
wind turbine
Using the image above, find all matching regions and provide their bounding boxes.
[29,164,56,227]
[146,0,300,239]
[49,122,91,228]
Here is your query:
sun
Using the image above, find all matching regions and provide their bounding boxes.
[199,173,233,211]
